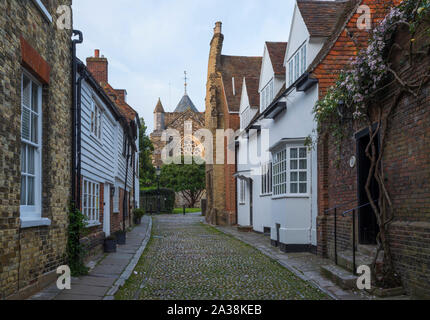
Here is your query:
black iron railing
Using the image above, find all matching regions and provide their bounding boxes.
[325,200,377,275]
[324,199,358,266]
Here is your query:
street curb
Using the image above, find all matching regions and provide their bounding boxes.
[212,224,338,300]
[103,216,153,300]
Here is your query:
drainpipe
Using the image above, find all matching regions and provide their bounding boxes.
[76,72,88,209]
[72,30,83,207]
[123,137,131,233]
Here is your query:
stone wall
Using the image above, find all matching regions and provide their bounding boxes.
[0,0,72,299]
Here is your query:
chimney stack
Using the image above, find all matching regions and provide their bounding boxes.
[86,49,108,84]
[214,21,222,35]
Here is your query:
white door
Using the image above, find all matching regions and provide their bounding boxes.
[103,184,111,237]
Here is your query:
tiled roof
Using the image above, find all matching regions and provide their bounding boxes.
[102,82,137,123]
[174,94,199,113]
[297,0,349,37]
[154,98,165,113]
[266,42,287,76]
[244,77,260,108]
[308,0,402,98]
[221,55,262,113]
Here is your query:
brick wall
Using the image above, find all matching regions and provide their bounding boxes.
[0,0,72,299]
[315,3,430,297]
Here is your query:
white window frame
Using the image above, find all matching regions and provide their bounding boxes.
[272,144,310,198]
[31,0,53,23]
[90,98,103,140]
[272,149,287,196]
[20,71,44,225]
[260,162,273,196]
[113,185,120,213]
[288,42,307,86]
[260,79,274,112]
[82,178,101,226]
[239,179,246,205]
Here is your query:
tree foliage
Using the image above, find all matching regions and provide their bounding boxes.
[139,118,156,188]
[159,156,205,208]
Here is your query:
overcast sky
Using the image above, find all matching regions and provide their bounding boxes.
[72,0,295,133]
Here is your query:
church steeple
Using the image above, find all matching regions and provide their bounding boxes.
[154,98,165,113]
[154,98,165,131]
[174,72,198,113]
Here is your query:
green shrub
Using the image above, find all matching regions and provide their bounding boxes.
[133,208,145,218]
[141,188,175,214]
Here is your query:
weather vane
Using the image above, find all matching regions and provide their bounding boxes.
[184,71,188,95]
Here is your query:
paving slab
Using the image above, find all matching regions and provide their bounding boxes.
[28,216,152,300]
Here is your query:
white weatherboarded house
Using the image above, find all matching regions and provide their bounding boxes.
[76,59,138,254]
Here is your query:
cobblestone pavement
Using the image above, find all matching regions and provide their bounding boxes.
[115,214,329,300]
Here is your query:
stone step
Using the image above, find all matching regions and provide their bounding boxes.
[320,264,358,290]
[237,225,253,233]
[358,244,378,257]
[337,250,375,273]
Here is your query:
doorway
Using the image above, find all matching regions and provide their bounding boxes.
[103,183,111,237]
[356,127,380,245]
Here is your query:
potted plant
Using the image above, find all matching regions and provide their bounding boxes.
[116,230,126,245]
[104,235,117,253]
[133,208,145,225]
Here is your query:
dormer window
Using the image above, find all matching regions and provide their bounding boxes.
[261,79,274,112]
[288,43,307,86]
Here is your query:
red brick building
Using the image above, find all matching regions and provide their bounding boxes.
[204,22,262,225]
[309,0,430,297]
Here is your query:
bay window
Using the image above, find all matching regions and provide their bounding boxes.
[20,73,43,222]
[272,145,309,197]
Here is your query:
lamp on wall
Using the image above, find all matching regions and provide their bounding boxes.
[110,186,115,198]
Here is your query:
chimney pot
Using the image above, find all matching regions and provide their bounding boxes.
[95,49,100,58]
[214,21,222,35]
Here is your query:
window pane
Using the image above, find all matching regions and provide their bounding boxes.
[31,114,38,143]
[27,176,35,205]
[22,76,31,107]
[291,183,298,194]
[21,144,27,173]
[290,148,298,159]
[28,146,35,175]
[21,176,26,205]
[22,107,31,141]
[299,172,307,182]
[291,172,298,182]
[32,84,39,112]
[300,183,307,193]
[299,148,307,158]
[299,160,307,170]
[291,160,298,170]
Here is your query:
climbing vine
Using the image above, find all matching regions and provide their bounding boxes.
[313,0,430,288]
[67,204,89,277]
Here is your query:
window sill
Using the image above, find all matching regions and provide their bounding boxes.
[86,222,102,228]
[260,194,273,198]
[20,217,51,229]
[272,194,310,200]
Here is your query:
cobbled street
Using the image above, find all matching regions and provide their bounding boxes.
[116,214,328,300]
